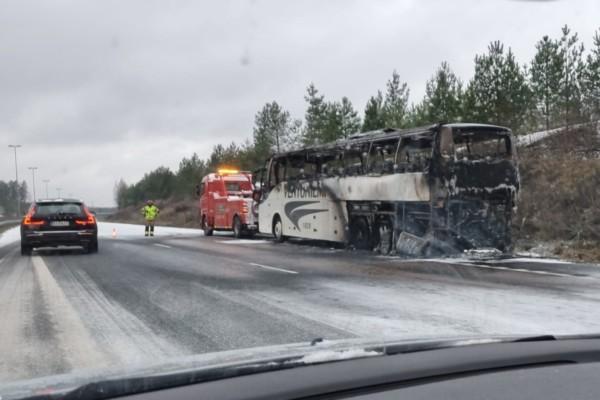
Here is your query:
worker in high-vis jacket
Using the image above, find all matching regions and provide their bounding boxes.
[141,200,160,236]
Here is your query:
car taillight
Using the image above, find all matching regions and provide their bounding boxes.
[75,208,96,226]
[23,213,45,226]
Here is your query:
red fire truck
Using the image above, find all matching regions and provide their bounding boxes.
[198,169,258,237]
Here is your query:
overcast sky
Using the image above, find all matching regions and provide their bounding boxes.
[1,0,598,206]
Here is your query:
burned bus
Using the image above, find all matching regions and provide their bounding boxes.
[254,123,519,256]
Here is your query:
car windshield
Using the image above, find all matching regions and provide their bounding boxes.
[1,1,600,399]
[34,203,83,216]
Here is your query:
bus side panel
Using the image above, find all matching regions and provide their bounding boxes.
[321,173,430,202]
[258,182,346,242]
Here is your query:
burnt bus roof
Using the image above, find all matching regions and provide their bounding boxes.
[274,123,511,159]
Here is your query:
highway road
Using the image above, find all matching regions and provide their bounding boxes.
[2,222,600,385]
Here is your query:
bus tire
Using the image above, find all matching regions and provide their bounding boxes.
[233,215,243,238]
[202,215,213,236]
[272,215,286,243]
[350,217,371,250]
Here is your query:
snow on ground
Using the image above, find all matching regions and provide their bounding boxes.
[98,222,203,239]
[0,223,204,249]
[293,348,380,364]
[516,122,597,147]
[0,226,20,248]
[517,126,565,146]
[489,257,575,265]
[249,273,600,340]
[218,239,271,245]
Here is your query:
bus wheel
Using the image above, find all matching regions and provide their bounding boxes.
[272,215,286,243]
[202,216,213,236]
[233,216,243,238]
[350,217,371,250]
[376,220,393,255]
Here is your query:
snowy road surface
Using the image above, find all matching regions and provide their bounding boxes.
[2,222,600,384]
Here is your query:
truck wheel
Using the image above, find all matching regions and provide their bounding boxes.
[202,216,213,236]
[272,215,286,243]
[21,243,32,256]
[350,217,371,250]
[233,216,242,238]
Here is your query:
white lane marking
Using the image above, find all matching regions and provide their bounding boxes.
[457,263,575,278]
[249,262,298,275]
[400,258,579,278]
[32,256,108,367]
[219,239,271,245]
[153,243,172,249]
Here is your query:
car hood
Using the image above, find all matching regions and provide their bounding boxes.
[0,334,568,400]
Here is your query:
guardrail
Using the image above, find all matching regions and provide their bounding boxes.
[0,220,19,227]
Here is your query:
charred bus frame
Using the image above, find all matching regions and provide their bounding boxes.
[254,123,519,256]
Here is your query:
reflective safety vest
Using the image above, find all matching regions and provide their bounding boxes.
[142,205,160,221]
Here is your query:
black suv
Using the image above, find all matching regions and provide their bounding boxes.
[20,199,99,255]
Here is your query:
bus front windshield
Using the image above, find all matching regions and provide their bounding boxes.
[453,133,511,161]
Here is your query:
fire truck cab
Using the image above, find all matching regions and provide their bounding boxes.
[198,169,258,237]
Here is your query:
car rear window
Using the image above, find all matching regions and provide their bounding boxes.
[34,203,84,216]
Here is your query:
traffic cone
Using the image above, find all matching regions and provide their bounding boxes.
[112,228,117,239]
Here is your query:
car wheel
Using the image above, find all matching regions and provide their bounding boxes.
[87,239,99,254]
[202,216,213,236]
[233,216,242,238]
[272,215,285,243]
[20,243,32,256]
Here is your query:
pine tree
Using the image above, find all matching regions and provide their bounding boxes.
[362,91,385,131]
[320,102,343,143]
[338,97,361,138]
[253,101,292,156]
[176,153,206,198]
[422,61,463,123]
[463,41,531,132]
[303,83,328,145]
[404,102,428,128]
[382,71,410,128]
[287,119,303,150]
[114,179,129,208]
[530,35,563,130]
[207,144,226,170]
[558,25,585,131]
[582,30,600,120]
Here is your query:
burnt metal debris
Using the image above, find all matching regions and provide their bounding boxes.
[266,123,520,256]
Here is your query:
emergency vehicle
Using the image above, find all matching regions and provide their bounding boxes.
[198,169,258,237]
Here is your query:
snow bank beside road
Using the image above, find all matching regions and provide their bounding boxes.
[98,222,204,239]
[516,122,595,147]
[0,222,204,249]
[0,226,20,248]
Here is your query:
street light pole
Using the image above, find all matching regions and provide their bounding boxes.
[43,179,50,199]
[8,144,22,216]
[56,187,62,198]
[28,167,38,202]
